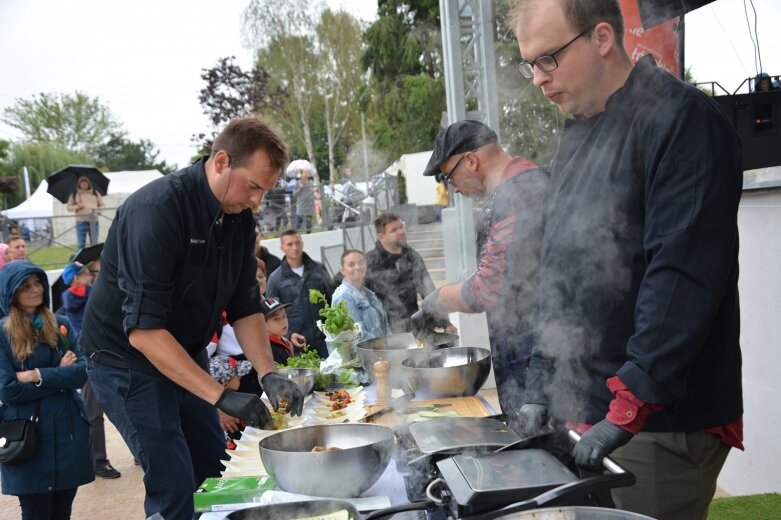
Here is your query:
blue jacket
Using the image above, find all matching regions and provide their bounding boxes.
[266,253,334,358]
[0,261,94,495]
[332,280,389,340]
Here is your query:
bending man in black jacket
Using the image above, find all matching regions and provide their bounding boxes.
[511,1,743,519]
[80,117,304,520]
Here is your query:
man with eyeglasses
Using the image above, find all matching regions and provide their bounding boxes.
[411,120,549,434]
[80,117,304,519]
[510,1,743,518]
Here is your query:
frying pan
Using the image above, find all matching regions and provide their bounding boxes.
[224,498,434,520]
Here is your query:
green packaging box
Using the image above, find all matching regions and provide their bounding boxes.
[194,476,277,512]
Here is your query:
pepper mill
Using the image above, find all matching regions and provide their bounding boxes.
[374,360,391,405]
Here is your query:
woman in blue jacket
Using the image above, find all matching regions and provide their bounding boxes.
[332,249,389,340]
[0,261,93,519]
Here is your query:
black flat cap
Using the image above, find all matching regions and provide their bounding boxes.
[423,120,499,177]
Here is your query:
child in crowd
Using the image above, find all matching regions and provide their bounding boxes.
[61,261,93,335]
[263,296,303,365]
[209,355,254,448]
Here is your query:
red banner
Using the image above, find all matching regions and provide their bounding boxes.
[621,0,681,78]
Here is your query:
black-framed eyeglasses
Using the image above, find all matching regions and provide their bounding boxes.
[517,27,593,79]
[441,151,471,187]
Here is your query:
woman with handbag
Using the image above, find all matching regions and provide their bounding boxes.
[0,261,94,519]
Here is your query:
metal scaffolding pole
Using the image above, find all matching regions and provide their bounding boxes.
[439,0,500,282]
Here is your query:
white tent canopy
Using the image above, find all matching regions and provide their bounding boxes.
[3,179,54,219]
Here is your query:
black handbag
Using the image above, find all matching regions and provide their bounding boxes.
[0,400,39,465]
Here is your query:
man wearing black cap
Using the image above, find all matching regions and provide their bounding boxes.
[411,120,549,432]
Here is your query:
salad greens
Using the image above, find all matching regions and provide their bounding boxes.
[276,345,355,391]
[309,289,356,336]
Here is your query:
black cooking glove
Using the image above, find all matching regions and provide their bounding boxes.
[410,289,450,339]
[572,418,633,470]
[261,372,304,416]
[215,389,272,429]
[517,404,550,437]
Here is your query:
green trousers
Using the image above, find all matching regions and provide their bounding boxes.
[609,431,731,520]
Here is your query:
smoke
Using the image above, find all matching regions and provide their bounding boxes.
[529,127,638,423]
[345,138,390,184]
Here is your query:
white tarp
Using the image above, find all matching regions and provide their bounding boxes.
[385,150,437,206]
[104,170,163,194]
[3,179,54,219]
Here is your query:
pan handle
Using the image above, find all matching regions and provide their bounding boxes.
[362,499,435,520]
[568,429,626,475]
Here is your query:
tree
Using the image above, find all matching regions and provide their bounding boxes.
[1,91,123,154]
[194,56,287,153]
[93,133,177,175]
[315,9,365,179]
[0,141,92,207]
[361,1,445,162]
[243,0,322,165]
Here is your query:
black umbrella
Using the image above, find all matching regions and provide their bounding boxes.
[636,0,717,29]
[46,165,110,204]
[50,243,104,311]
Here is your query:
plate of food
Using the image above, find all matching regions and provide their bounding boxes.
[312,386,365,402]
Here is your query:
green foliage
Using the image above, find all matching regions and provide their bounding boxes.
[368,74,445,160]
[308,289,356,336]
[93,133,176,174]
[397,169,408,204]
[708,493,781,520]
[362,1,444,163]
[1,91,122,154]
[276,345,321,370]
[0,141,92,207]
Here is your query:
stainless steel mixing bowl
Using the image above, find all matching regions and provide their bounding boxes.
[401,346,491,399]
[258,423,394,498]
[355,333,431,388]
[274,368,317,395]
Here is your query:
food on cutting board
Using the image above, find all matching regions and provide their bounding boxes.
[405,410,462,423]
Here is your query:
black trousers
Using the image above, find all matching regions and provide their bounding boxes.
[18,488,78,520]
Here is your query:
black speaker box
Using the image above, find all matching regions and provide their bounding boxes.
[714,91,781,171]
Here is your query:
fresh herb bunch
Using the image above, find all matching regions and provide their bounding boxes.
[275,345,320,371]
[308,289,356,336]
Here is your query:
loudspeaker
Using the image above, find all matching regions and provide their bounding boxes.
[714,91,781,171]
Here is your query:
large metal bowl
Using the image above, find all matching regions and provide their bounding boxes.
[274,368,317,395]
[401,346,491,399]
[259,423,394,498]
[356,333,431,388]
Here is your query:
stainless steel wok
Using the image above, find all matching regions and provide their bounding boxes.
[258,423,393,498]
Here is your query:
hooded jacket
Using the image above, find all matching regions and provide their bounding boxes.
[0,261,93,495]
[66,176,105,223]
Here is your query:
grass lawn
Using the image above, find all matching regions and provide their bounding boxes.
[708,493,781,520]
[27,245,77,270]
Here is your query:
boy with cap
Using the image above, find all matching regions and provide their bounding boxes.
[209,355,254,447]
[411,119,549,434]
[262,296,302,365]
[61,261,93,335]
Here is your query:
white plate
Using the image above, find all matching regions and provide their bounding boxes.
[226,448,261,459]
[305,405,367,425]
[310,400,364,417]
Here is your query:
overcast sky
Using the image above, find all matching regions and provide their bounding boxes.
[1,0,779,169]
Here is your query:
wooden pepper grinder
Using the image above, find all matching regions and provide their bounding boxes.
[374,360,391,405]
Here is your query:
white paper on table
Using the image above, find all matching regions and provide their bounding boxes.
[258,490,391,511]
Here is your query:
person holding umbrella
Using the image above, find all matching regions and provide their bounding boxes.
[66,177,105,249]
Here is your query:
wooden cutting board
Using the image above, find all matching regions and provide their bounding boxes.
[365,396,491,428]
